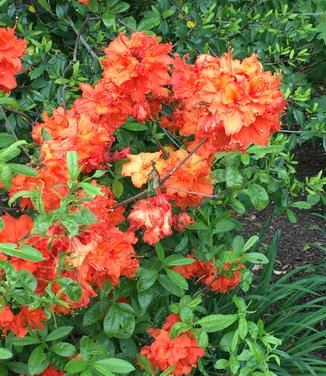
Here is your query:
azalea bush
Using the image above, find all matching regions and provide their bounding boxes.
[0,1,325,376]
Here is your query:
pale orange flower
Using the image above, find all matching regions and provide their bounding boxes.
[122,151,162,188]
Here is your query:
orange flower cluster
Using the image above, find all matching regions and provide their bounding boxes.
[140,314,205,375]
[173,256,243,293]
[163,53,286,156]
[0,27,26,93]
[128,193,172,245]
[0,305,46,337]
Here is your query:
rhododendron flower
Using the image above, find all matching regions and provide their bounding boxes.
[112,146,130,162]
[73,80,132,132]
[170,52,286,153]
[68,226,139,288]
[9,160,70,212]
[0,214,34,243]
[122,151,162,188]
[37,365,64,376]
[157,149,214,208]
[128,194,172,244]
[101,32,172,122]
[173,212,194,231]
[140,314,204,375]
[0,305,14,335]
[33,108,114,173]
[173,256,243,293]
[9,307,47,338]
[0,27,26,93]
[203,262,244,293]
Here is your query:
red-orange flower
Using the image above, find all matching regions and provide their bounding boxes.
[170,52,286,154]
[0,27,26,93]
[203,262,243,293]
[37,365,64,376]
[9,306,47,338]
[121,151,162,188]
[9,159,70,212]
[173,212,194,231]
[140,314,204,375]
[128,194,172,245]
[101,32,172,122]
[157,149,214,208]
[0,214,34,243]
[0,305,14,335]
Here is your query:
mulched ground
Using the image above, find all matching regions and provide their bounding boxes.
[241,141,325,273]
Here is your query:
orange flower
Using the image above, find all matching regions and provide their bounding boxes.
[0,214,34,243]
[37,365,64,376]
[68,225,139,288]
[128,194,172,245]
[173,256,212,280]
[34,108,114,173]
[122,151,162,188]
[9,159,70,212]
[140,314,204,376]
[170,52,286,153]
[157,149,214,208]
[0,27,26,93]
[0,305,14,335]
[203,262,243,293]
[101,32,172,122]
[73,80,132,133]
[10,306,47,338]
[172,212,194,231]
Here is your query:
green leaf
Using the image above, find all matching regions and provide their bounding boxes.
[137,269,158,292]
[0,348,13,360]
[238,316,248,340]
[92,358,135,374]
[213,219,236,234]
[103,12,115,29]
[120,121,147,132]
[78,182,104,197]
[65,359,88,374]
[56,277,82,302]
[155,242,165,262]
[158,275,183,297]
[45,326,73,342]
[8,164,39,177]
[196,314,238,332]
[66,151,79,181]
[164,254,195,267]
[226,166,243,188]
[166,268,188,290]
[83,301,110,327]
[242,252,268,264]
[50,342,76,357]
[243,235,259,252]
[112,180,123,198]
[214,359,229,370]
[0,140,26,163]
[0,243,44,262]
[28,345,49,375]
[0,133,15,148]
[37,0,51,12]
[0,164,12,190]
[247,145,284,154]
[10,336,41,346]
[286,208,297,224]
[248,184,269,211]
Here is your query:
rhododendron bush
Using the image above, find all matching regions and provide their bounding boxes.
[1,12,316,376]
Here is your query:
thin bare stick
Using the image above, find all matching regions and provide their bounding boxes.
[163,185,219,198]
[109,137,208,210]
[68,18,99,61]
[160,136,208,184]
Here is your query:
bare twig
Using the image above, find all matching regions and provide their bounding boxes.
[67,17,99,61]
[109,137,208,210]
[160,136,208,185]
[148,122,169,157]
[162,185,219,198]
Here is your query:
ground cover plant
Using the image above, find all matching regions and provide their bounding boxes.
[0,1,325,376]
